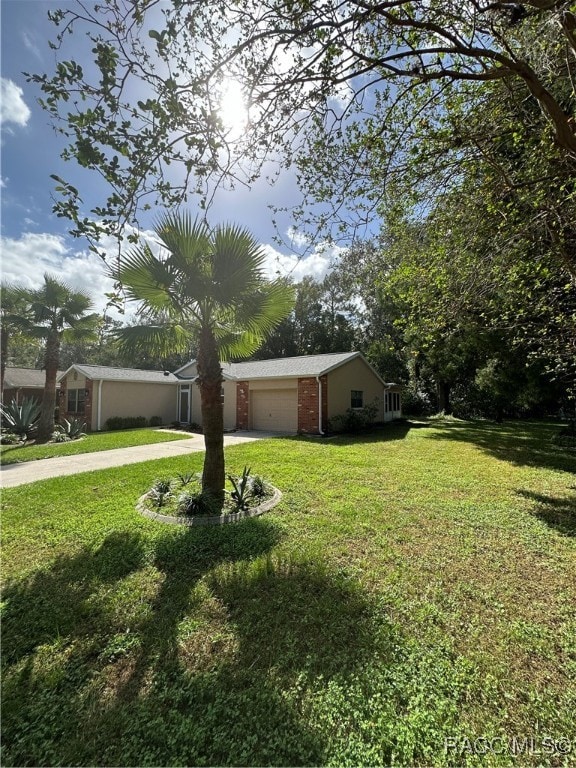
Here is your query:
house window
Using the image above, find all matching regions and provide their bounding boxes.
[67,388,86,414]
[394,392,400,412]
[351,390,363,409]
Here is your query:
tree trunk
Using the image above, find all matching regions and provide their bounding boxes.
[0,325,8,401]
[437,380,452,415]
[36,331,60,443]
[197,325,225,506]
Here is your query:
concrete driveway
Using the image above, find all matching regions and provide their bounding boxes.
[0,431,285,488]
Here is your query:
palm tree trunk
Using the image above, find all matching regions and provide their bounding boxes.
[0,326,8,400]
[36,330,60,443]
[197,325,225,505]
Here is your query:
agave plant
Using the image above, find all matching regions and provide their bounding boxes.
[53,417,87,440]
[0,397,41,440]
[227,465,252,510]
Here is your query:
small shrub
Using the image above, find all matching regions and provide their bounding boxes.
[54,418,87,440]
[228,466,252,510]
[149,478,173,508]
[149,415,163,427]
[0,432,22,445]
[0,397,41,440]
[177,489,220,517]
[329,400,379,434]
[250,474,272,499]
[177,471,198,487]
[106,416,148,431]
[402,386,434,417]
[51,431,71,443]
[122,416,148,430]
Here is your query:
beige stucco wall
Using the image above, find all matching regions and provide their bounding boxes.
[223,380,236,429]
[177,361,198,378]
[326,357,385,421]
[96,381,177,430]
[63,370,88,389]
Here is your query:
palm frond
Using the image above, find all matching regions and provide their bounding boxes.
[116,243,178,313]
[60,313,100,343]
[232,280,296,337]
[209,224,268,304]
[155,211,211,279]
[216,328,267,360]
[114,323,194,359]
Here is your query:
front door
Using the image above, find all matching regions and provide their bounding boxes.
[179,386,190,423]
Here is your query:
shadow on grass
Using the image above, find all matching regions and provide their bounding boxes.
[1,520,399,766]
[422,419,575,473]
[290,419,429,448]
[517,489,576,537]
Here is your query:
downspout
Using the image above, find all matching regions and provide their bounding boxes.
[316,375,325,435]
[97,379,103,431]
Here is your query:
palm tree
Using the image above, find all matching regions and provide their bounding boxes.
[115,212,294,504]
[25,275,100,442]
[0,282,31,399]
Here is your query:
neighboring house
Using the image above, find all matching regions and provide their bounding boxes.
[175,351,402,434]
[58,352,402,433]
[2,367,62,405]
[58,364,180,432]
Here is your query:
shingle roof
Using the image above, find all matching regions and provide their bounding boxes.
[60,364,179,384]
[222,351,364,380]
[3,368,63,389]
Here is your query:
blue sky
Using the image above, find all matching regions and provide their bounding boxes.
[1,0,341,318]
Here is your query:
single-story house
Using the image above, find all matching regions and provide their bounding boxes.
[2,367,63,405]
[176,351,401,433]
[58,364,180,432]
[58,352,402,433]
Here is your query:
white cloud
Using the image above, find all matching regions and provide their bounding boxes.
[22,31,43,62]
[0,232,119,316]
[0,78,31,127]
[260,240,343,282]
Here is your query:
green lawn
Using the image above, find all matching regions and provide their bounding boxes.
[0,428,193,465]
[1,420,574,767]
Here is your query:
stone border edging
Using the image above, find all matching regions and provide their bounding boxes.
[137,487,282,526]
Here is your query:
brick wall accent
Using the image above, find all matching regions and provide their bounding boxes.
[58,378,67,424]
[297,375,327,434]
[59,377,94,431]
[236,381,250,429]
[84,379,93,430]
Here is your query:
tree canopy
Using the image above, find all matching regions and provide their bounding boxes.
[29,2,575,247]
[26,0,576,406]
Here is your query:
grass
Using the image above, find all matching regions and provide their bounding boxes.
[1,419,575,767]
[0,428,193,465]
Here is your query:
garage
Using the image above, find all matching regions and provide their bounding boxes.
[251,389,298,432]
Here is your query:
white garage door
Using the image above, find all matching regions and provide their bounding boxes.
[251,389,298,432]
